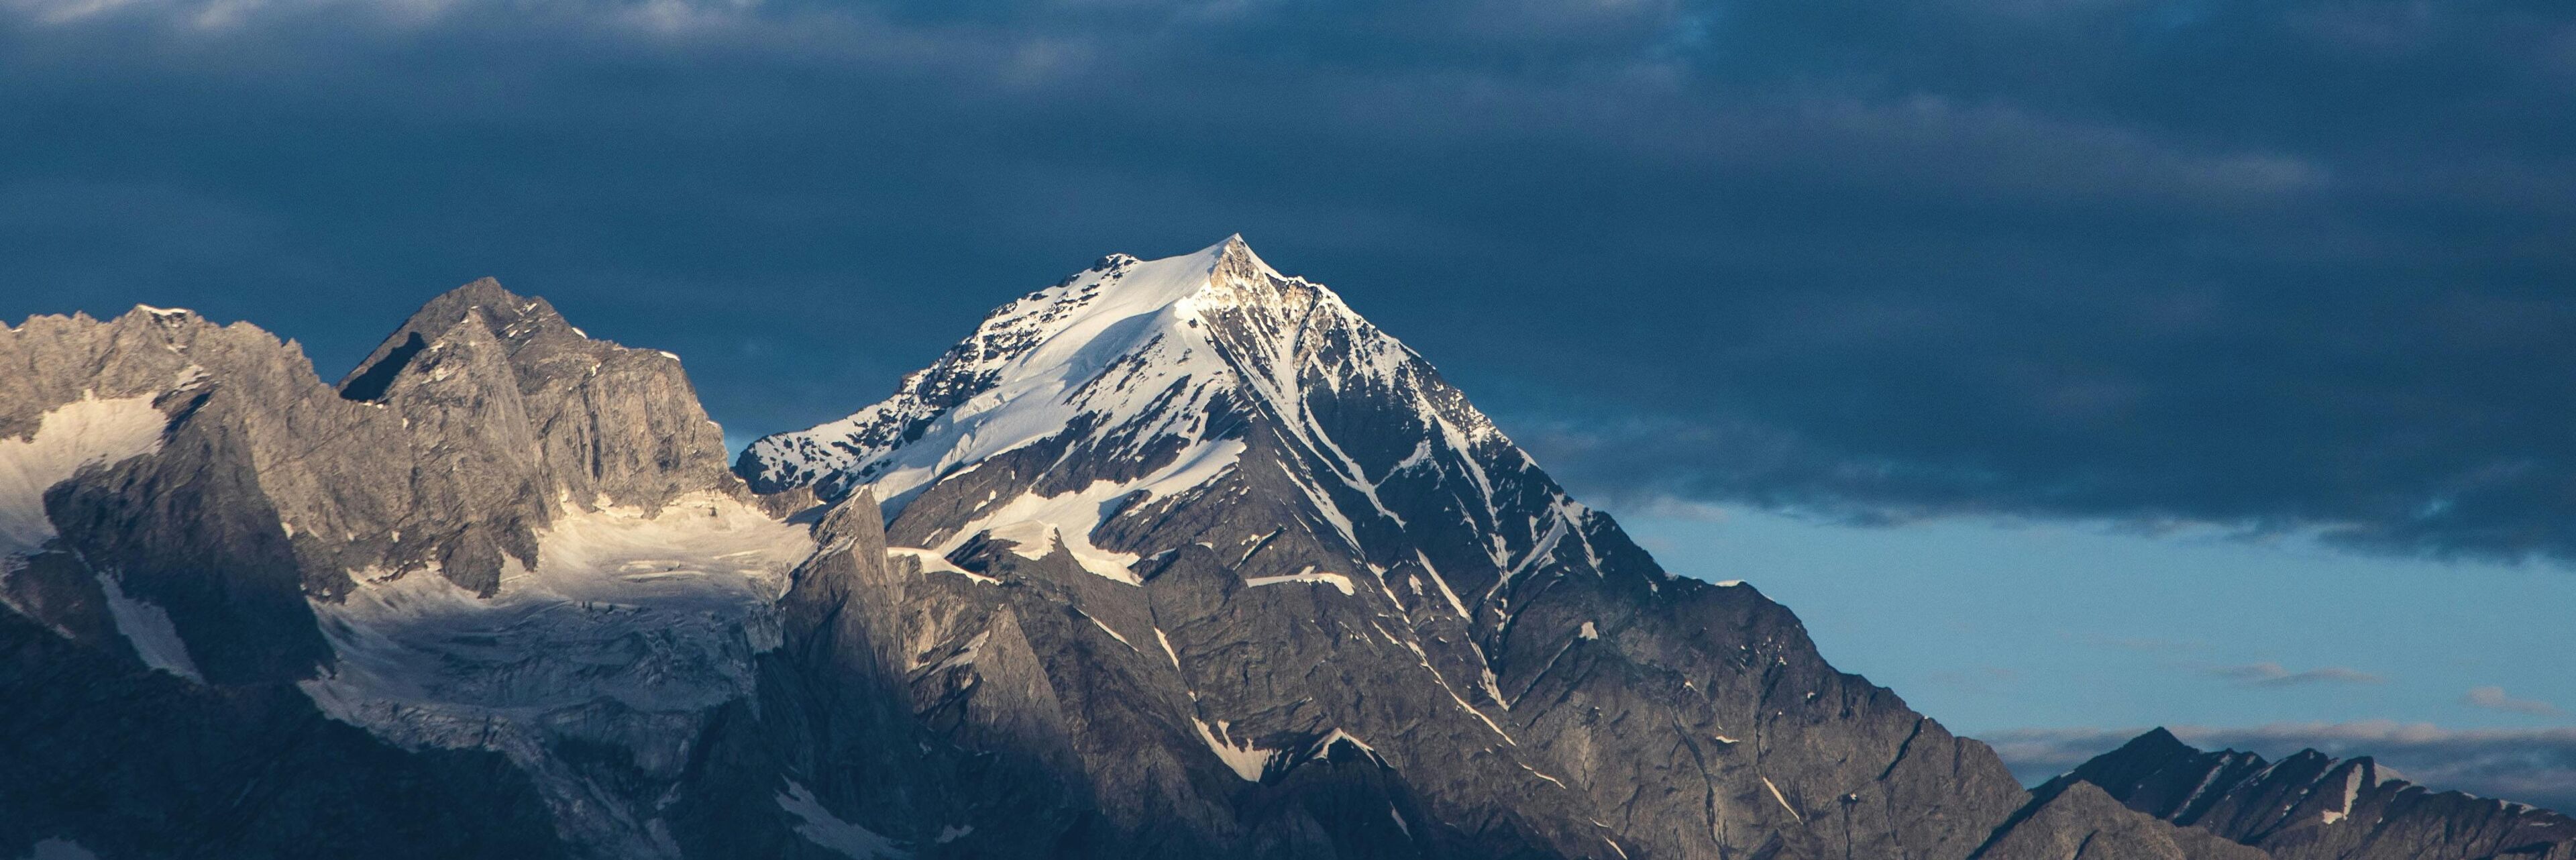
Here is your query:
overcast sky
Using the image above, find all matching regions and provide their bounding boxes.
[5,0,2572,810]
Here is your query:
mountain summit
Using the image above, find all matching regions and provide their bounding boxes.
[733,237,2036,859]
[743,234,1435,508]
[742,235,1642,612]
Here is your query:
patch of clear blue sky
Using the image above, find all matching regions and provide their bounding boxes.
[1617,506,2576,737]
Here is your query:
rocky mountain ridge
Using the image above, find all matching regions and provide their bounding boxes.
[2053,728,2576,860]
[0,239,2565,859]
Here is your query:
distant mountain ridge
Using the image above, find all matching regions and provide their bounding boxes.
[2051,728,2576,860]
[0,238,2565,859]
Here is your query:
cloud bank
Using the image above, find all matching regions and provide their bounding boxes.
[3,0,2574,561]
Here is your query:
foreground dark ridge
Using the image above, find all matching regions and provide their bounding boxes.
[0,242,2562,859]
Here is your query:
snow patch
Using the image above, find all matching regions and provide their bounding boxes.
[1193,717,1277,782]
[0,394,176,656]
[928,630,991,674]
[1763,776,1801,821]
[1077,609,1136,650]
[299,492,812,745]
[887,547,996,584]
[1306,728,1381,763]
[96,570,202,682]
[934,439,1245,586]
[1244,565,1356,596]
[1411,550,1472,620]
[23,838,99,860]
[1391,633,1515,743]
[2322,765,2363,824]
[777,780,910,859]
[0,394,166,563]
[1155,627,1182,669]
[1497,515,1567,590]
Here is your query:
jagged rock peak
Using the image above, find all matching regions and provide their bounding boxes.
[337,276,637,400]
[393,277,572,341]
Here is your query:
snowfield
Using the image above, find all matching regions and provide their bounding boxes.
[301,490,812,741]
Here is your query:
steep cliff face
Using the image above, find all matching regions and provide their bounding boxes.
[3,306,339,686]
[2060,729,2576,860]
[0,299,589,856]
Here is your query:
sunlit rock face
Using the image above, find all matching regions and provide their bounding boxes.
[0,282,777,858]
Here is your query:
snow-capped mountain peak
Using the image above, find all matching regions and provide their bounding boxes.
[741,236,1650,609]
[739,235,1399,507]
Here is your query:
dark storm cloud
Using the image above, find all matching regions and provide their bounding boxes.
[4,0,2574,560]
[1987,722,2576,814]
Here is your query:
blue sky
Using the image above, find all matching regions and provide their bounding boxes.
[4,0,2573,811]
[1618,507,2576,775]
